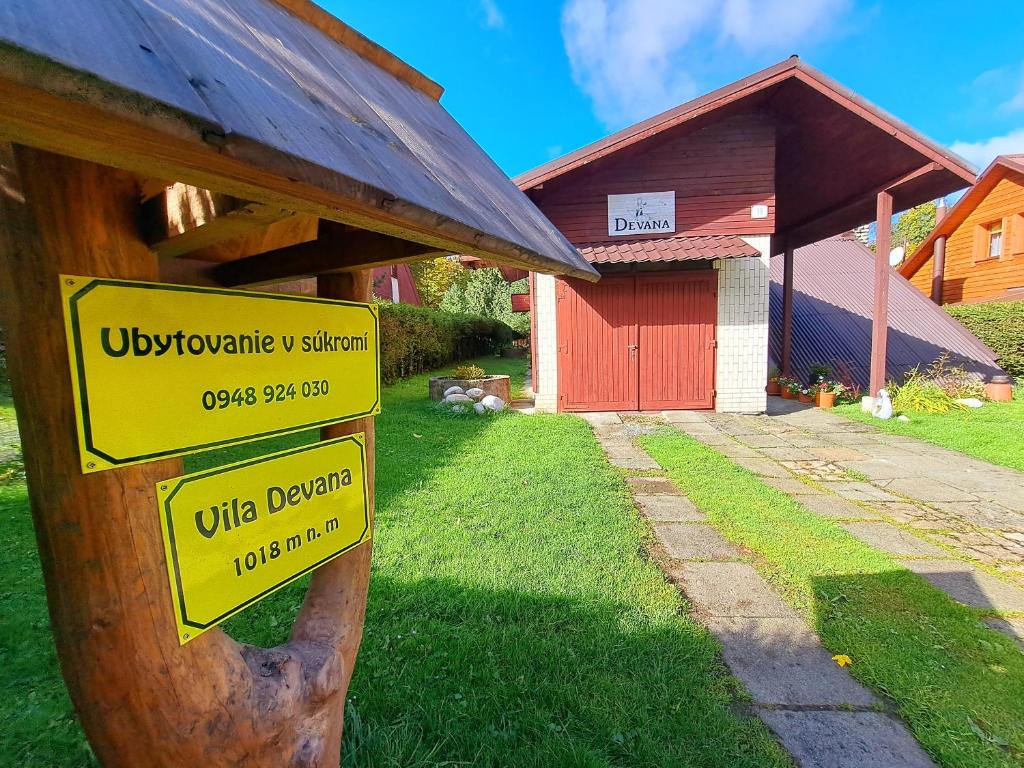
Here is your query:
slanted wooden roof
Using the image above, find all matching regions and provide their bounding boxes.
[900,155,1024,280]
[517,57,975,250]
[0,0,597,280]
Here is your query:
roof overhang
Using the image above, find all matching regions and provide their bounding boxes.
[900,155,1024,279]
[518,57,975,252]
[0,0,598,281]
[578,235,758,265]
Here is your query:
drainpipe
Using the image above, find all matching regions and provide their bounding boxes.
[930,198,947,305]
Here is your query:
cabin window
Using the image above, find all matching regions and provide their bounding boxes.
[986,221,1003,259]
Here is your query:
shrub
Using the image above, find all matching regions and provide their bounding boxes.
[453,364,486,379]
[376,302,515,384]
[946,299,1024,378]
[888,356,975,414]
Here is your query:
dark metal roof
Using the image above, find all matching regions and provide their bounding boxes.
[0,0,598,280]
[769,236,1002,387]
[578,235,758,264]
[901,154,1024,280]
[517,57,974,250]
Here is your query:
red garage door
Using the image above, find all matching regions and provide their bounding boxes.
[556,272,716,411]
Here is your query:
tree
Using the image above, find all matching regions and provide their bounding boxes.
[440,267,529,334]
[410,256,468,308]
[892,202,936,261]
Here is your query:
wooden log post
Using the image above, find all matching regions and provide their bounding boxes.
[0,146,373,767]
[869,190,893,397]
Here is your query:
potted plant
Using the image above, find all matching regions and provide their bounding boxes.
[766,366,781,396]
[798,387,813,404]
[779,376,799,399]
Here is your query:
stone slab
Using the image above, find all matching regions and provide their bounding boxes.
[609,456,661,470]
[828,481,901,503]
[759,446,816,462]
[799,494,879,519]
[676,562,797,618]
[579,411,622,426]
[898,559,1024,611]
[707,617,876,707]
[983,617,1024,649]
[661,410,708,423]
[740,434,787,448]
[600,443,644,459]
[635,494,704,522]
[839,522,947,557]
[715,443,761,459]
[810,446,869,462]
[884,477,979,503]
[626,476,680,495]
[761,475,822,495]
[655,524,737,561]
[759,711,936,768]
[730,457,791,478]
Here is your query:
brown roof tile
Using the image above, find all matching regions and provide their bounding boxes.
[577,235,758,264]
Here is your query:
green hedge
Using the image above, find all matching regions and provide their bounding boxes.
[946,299,1024,378]
[377,302,517,384]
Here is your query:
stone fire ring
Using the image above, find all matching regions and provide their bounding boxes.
[429,375,511,402]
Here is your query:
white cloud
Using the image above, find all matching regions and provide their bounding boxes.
[480,0,505,29]
[561,0,848,128]
[951,129,1024,170]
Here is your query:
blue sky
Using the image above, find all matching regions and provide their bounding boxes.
[327,1,1024,181]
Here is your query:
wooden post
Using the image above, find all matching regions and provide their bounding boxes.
[930,235,946,305]
[0,146,372,767]
[780,239,795,377]
[870,190,893,396]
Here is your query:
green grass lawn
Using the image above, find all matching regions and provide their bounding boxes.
[834,391,1024,473]
[641,430,1024,768]
[0,356,787,768]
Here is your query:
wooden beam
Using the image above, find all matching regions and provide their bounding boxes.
[212,221,443,287]
[786,163,940,245]
[930,235,946,305]
[142,183,296,258]
[781,240,795,376]
[870,190,893,396]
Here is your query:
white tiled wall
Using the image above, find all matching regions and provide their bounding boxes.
[714,235,770,413]
[533,273,559,411]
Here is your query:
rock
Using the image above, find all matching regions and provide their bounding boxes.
[445,393,473,404]
[481,395,506,412]
[956,398,983,408]
[897,414,910,422]
[474,403,486,415]
[465,387,485,400]
[443,386,465,398]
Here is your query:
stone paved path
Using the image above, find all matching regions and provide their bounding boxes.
[665,399,1024,649]
[580,411,937,768]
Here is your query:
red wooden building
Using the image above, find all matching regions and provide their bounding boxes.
[523,57,974,412]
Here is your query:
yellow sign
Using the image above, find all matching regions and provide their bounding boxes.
[60,275,380,472]
[157,435,370,644]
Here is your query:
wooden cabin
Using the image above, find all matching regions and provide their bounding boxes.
[522,58,974,412]
[900,155,1024,305]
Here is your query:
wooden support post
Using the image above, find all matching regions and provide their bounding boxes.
[870,190,893,397]
[930,235,946,305]
[780,239,795,377]
[0,146,372,767]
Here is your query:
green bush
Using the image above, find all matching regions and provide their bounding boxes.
[377,302,516,384]
[946,300,1024,378]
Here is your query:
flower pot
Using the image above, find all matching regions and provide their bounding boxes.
[985,375,1014,402]
[798,392,813,404]
[766,380,781,396]
[780,386,795,400]
[816,391,836,409]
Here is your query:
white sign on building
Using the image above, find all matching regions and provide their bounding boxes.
[607,191,675,237]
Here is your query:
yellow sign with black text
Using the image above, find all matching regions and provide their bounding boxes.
[157,435,370,644]
[60,276,380,472]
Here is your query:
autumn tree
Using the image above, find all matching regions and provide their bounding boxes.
[410,256,469,307]
[892,201,937,261]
